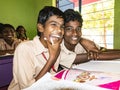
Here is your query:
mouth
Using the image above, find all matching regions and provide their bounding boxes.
[8,36,12,38]
[71,37,78,41]
[49,34,63,45]
[7,35,14,39]
[50,34,63,38]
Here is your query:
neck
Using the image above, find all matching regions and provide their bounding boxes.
[64,41,76,52]
[39,36,48,48]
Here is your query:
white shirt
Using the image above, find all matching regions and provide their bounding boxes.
[8,36,74,90]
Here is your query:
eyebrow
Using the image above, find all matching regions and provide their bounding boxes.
[49,21,63,25]
[65,26,82,28]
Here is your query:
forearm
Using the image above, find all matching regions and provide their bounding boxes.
[0,50,14,55]
[35,58,56,81]
[79,38,99,52]
[97,52,120,60]
[73,53,90,64]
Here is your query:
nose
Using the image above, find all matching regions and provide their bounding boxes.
[55,26,63,34]
[72,29,77,36]
[7,31,13,36]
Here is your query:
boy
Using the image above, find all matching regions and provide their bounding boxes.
[60,9,120,67]
[8,6,67,90]
[0,24,20,55]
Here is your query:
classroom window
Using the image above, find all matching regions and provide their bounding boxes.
[81,0,114,49]
[56,0,80,11]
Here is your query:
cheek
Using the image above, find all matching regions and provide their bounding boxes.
[43,28,51,37]
[77,31,82,37]
[62,30,64,36]
[64,32,71,40]
[64,32,71,37]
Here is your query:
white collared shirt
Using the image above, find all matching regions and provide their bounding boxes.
[8,36,60,90]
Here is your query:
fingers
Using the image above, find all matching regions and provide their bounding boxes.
[88,51,99,60]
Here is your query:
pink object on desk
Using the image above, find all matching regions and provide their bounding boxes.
[54,70,65,79]
[55,69,120,90]
[99,80,120,90]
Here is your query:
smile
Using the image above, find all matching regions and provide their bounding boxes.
[71,37,78,40]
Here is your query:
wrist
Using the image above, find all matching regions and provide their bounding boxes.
[87,52,92,60]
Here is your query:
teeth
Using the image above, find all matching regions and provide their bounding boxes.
[72,37,77,40]
[51,34,62,38]
[50,35,62,45]
[8,36,12,37]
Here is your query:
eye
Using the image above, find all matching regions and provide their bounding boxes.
[51,23,57,26]
[65,27,73,31]
[50,22,57,26]
[76,27,81,32]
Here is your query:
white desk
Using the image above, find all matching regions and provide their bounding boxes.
[73,59,120,74]
[23,60,120,90]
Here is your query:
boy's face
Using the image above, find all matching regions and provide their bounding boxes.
[41,15,64,44]
[64,20,82,45]
[2,27,15,41]
[18,28,26,34]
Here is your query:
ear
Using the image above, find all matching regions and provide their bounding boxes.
[37,23,44,32]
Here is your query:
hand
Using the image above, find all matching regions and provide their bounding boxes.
[47,38,62,61]
[88,51,99,60]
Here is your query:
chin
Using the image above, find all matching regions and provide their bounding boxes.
[71,41,78,45]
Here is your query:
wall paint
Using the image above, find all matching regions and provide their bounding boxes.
[0,0,53,39]
[114,0,120,48]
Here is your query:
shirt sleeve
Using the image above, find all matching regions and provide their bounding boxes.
[13,42,35,89]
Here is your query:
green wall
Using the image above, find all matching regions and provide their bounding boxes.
[114,0,120,48]
[0,0,53,39]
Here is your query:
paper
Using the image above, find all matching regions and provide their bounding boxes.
[54,69,120,90]
[23,72,108,90]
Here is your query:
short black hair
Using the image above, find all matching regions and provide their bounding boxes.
[64,9,83,25]
[37,6,64,36]
[2,24,15,33]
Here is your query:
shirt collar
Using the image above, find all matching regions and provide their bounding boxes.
[61,40,75,55]
[33,36,48,56]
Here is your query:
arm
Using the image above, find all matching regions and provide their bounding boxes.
[86,51,120,60]
[73,53,90,64]
[13,41,61,89]
[80,37,100,52]
[97,51,120,60]
[73,50,120,64]
[0,50,15,55]
[35,39,61,80]
[73,51,99,64]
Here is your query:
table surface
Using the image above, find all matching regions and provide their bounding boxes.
[72,59,120,74]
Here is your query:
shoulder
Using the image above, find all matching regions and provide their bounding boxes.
[16,36,40,51]
[17,40,34,49]
[0,39,5,45]
[75,43,87,53]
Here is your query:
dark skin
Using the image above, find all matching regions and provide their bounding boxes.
[64,20,120,64]
[64,20,90,64]
[16,26,27,41]
[2,27,15,46]
[0,27,17,55]
[0,50,15,55]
